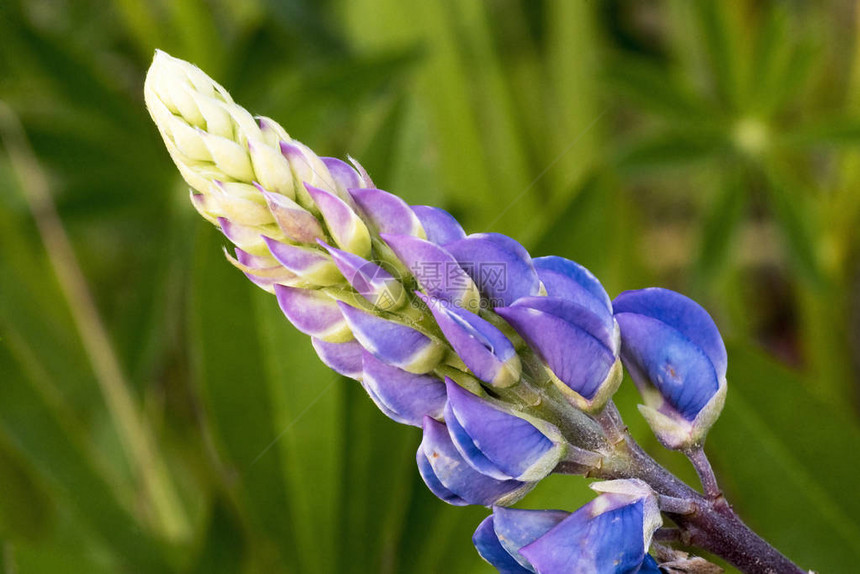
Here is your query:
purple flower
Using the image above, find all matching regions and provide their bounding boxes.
[496,303,620,414]
[487,480,662,574]
[494,257,622,412]
[304,183,371,258]
[419,294,521,387]
[473,508,569,573]
[311,338,364,380]
[319,241,405,310]
[417,417,534,507]
[349,187,425,237]
[264,237,341,286]
[337,302,444,374]
[360,352,446,426]
[614,288,727,449]
[444,379,565,482]
[410,205,466,245]
[445,233,541,307]
[274,285,352,342]
[382,233,481,312]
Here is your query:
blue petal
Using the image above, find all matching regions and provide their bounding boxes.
[411,205,466,245]
[381,233,479,309]
[495,302,616,400]
[512,296,616,353]
[473,516,533,574]
[613,288,727,379]
[445,380,561,481]
[337,302,442,373]
[350,187,424,237]
[493,507,570,571]
[311,338,363,379]
[615,313,719,420]
[416,443,467,506]
[418,417,532,507]
[533,256,612,320]
[445,233,541,307]
[420,294,520,387]
[519,498,647,574]
[637,555,662,574]
[444,400,506,480]
[361,351,447,426]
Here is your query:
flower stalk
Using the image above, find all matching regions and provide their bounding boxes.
[144,51,808,574]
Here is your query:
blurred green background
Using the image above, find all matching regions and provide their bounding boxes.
[1,0,860,572]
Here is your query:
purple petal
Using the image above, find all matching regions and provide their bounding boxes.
[311,338,363,379]
[350,187,424,237]
[259,185,325,243]
[361,352,446,426]
[445,380,562,481]
[304,183,371,258]
[511,296,616,354]
[347,155,374,188]
[411,205,466,246]
[615,312,719,420]
[533,256,612,320]
[234,247,275,269]
[381,233,479,310]
[473,516,533,574]
[264,236,340,286]
[322,157,363,191]
[419,294,520,387]
[519,496,647,574]
[337,302,443,373]
[218,217,267,253]
[223,248,296,291]
[416,444,467,506]
[445,233,540,307]
[613,288,726,379]
[492,507,570,570]
[418,417,532,507]
[319,241,404,310]
[496,302,616,400]
[274,285,349,341]
[279,141,340,202]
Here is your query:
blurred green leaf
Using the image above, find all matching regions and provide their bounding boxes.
[710,344,860,573]
[604,56,714,121]
[693,167,748,288]
[614,130,727,174]
[189,225,298,572]
[762,164,826,289]
[0,346,172,573]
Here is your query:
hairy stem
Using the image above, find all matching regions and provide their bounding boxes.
[595,435,805,574]
[685,446,722,500]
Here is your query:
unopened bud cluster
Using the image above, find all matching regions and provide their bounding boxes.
[146,51,729,573]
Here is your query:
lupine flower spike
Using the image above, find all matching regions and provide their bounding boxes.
[145,52,809,574]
